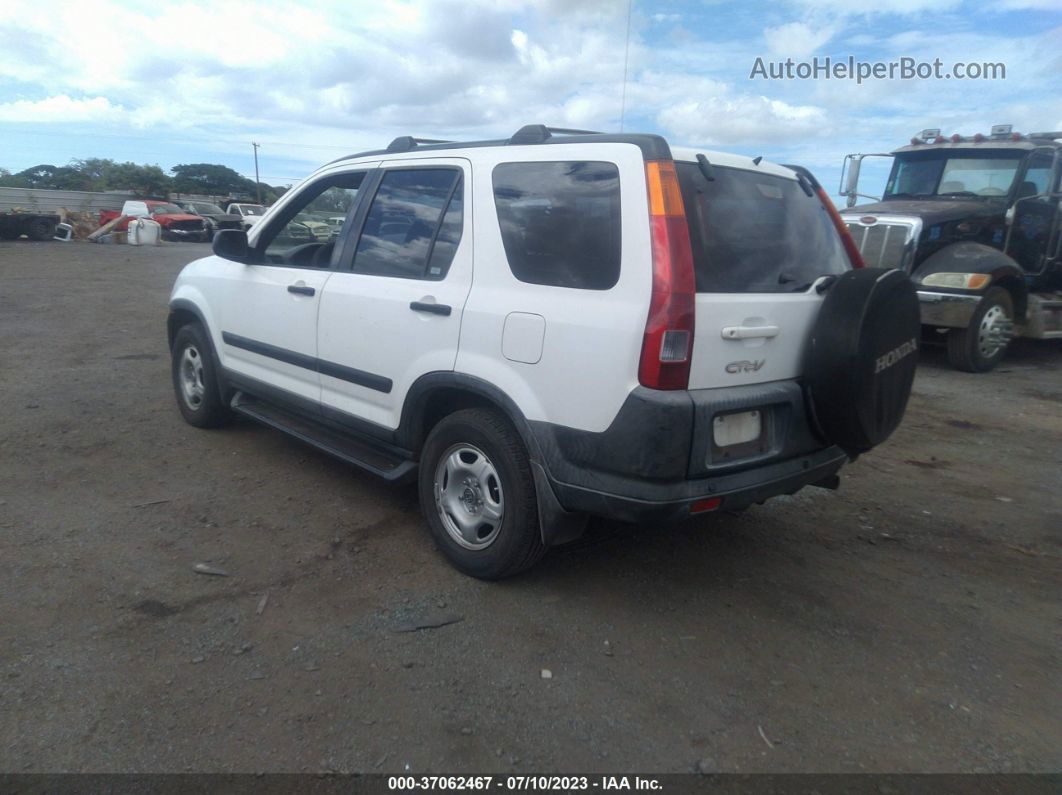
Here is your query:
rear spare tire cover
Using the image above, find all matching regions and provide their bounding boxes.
[805,268,920,456]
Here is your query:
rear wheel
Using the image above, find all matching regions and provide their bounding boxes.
[25,218,56,241]
[418,408,545,579]
[946,287,1013,373]
[171,324,232,428]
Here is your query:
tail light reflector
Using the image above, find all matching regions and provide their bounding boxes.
[691,497,722,514]
[640,160,696,390]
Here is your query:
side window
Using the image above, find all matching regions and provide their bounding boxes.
[1021,153,1052,198]
[352,169,462,280]
[492,161,621,290]
[427,182,463,278]
[262,172,366,265]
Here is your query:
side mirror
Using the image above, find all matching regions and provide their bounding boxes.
[212,228,251,263]
[843,155,862,199]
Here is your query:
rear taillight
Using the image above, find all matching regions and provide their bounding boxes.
[815,186,865,269]
[640,160,696,390]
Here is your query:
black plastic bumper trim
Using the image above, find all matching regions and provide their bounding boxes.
[548,446,847,524]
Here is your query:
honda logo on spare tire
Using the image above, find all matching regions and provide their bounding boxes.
[874,338,918,373]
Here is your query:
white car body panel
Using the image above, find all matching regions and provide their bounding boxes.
[316,157,473,429]
[455,142,651,433]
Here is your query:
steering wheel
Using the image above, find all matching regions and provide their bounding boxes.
[312,241,336,268]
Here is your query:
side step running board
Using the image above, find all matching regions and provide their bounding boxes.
[231,392,417,483]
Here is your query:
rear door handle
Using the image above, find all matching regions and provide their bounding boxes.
[721,325,779,340]
[287,284,315,296]
[410,301,452,316]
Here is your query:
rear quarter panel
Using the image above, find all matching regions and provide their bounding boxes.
[457,142,651,433]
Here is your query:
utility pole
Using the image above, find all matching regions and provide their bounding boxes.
[251,142,261,204]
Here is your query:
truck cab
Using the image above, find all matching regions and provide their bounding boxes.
[840,125,1062,371]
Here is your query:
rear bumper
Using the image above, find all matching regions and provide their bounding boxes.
[918,290,980,328]
[547,445,846,523]
[530,381,846,524]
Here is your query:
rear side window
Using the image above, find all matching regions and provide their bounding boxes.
[676,163,848,293]
[492,161,621,290]
[353,168,463,280]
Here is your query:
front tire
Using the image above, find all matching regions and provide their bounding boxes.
[946,287,1014,373]
[171,324,232,428]
[418,408,545,579]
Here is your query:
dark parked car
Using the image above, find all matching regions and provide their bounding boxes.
[175,201,244,241]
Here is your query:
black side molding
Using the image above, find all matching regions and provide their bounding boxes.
[222,331,392,393]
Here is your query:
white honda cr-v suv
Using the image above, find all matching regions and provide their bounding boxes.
[168,125,921,579]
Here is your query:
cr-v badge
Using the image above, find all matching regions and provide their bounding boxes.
[726,359,765,374]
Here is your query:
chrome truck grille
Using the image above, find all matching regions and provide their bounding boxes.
[843,216,922,271]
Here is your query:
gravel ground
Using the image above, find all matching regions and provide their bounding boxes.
[1,240,1059,774]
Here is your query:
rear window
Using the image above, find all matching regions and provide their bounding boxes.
[492,161,621,290]
[676,163,848,293]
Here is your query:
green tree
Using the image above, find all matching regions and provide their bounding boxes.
[172,163,257,197]
[11,164,92,190]
[71,158,172,196]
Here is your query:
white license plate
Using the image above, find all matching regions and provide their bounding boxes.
[713,410,762,447]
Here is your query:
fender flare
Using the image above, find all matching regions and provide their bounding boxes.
[167,298,231,401]
[912,242,1028,318]
[401,372,588,546]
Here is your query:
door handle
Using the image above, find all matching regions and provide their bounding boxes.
[410,301,452,316]
[288,284,315,296]
[721,325,779,340]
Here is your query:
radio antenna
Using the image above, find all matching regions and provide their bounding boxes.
[619,0,633,132]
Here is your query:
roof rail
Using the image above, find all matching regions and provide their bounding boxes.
[386,136,454,153]
[508,124,603,145]
[1029,131,1062,140]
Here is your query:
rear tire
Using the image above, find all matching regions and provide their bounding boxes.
[946,287,1013,373]
[171,324,232,428]
[26,218,56,241]
[418,408,545,579]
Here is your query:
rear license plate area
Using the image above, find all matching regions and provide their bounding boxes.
[709,409,769,464]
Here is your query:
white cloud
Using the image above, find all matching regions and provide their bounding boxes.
[0,95,123,123]
[658,94,827,146]
[789,0,962,15]
[764,22,836,59]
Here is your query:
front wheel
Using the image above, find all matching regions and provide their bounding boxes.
[171,324,232,428]
[946,287,1014,373]
[418,408,545,579]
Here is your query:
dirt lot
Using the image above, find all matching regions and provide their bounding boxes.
[0,240,1059,774]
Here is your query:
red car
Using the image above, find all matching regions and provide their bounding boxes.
[100,200,208,242]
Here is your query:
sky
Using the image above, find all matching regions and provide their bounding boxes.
[1,0,1060,200]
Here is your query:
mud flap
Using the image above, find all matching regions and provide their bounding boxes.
[531,460,588,547]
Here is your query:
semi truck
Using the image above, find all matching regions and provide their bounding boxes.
[839,124,1062,371]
